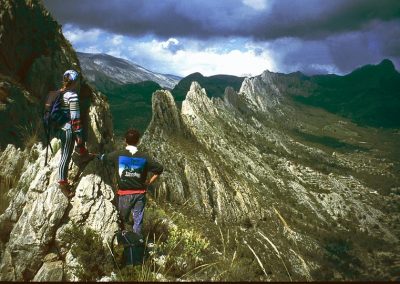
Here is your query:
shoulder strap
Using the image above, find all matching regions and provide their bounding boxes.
[110,231,119,257]
[44,89,62,111]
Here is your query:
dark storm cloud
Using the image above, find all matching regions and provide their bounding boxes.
[267,19,400,75]
[43,0,400,75]
[43,0,246,39]
[43,0,400,40]
[252,0,400,40]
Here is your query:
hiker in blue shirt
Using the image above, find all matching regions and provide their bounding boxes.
[98,128,164,237]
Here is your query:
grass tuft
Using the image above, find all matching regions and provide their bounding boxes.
[62,223,114,281]
[0,175,18,215]
[16,120,41,150]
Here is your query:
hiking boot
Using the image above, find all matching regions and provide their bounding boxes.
[59,182,75,199]
[80,152,96,164]
[73,146,95,166]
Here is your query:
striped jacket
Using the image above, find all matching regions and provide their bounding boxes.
[61,91,82,136]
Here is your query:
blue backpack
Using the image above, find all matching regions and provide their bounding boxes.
[43,90,70,165]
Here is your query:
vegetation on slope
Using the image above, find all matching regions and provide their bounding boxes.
[172,72,244,103]
[294,59,400,128]
[88,80,162,135]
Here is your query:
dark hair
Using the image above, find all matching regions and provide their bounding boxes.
[61,75,74,92]
[125,129,141,145]
[61,73,79,92]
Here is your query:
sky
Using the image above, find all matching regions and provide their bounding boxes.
[43,0,400,77]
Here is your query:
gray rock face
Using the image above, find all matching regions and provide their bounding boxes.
[0,90,118,281]
[239,71,284,111]
[33,261,64,282]
[141,79,400,280]
[148,90,183,135]
[0,0,84,148]
[0,2,119,279]
[0,184,68,280]
[66,159,119,240]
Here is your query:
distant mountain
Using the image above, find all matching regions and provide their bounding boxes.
[89,59,399,137]
[172,72,244,103]
[294,59,400,128]
[77,52,181,90]
[89,70,244,134]
[104,80,162,135]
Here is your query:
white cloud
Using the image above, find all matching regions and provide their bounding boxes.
[111,35,123,46]
[63,24,101,45]
[62,25,276,77]
[160,38,179,49]
[309,64,340,74]
[242,0,269,11]
[128,38,276,76]
[81,45,102,54]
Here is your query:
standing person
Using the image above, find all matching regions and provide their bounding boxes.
[99,128,163,237]
[57,69,90,198]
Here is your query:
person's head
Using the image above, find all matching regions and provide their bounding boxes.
[125,128,141,146]
[62,69,79,91]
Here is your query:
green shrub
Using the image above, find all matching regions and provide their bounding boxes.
[142,204,170,243]
[150,226,210,277]
[63,223,114,281]
[117,262,159,282]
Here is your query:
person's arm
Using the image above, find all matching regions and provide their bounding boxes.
[98,151,119,167]
[146,155,164,185]
[68,92,85,151]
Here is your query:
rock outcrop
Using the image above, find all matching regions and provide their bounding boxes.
[1,0,399,281]
[141,78,400,280]
[0,0,93,149]
[0,95,118,281]
[0,0,118,281]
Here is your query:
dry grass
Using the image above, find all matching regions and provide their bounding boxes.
[16,120,41,150]
[0,175,18,215]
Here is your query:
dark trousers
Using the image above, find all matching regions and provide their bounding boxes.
[58,128,75,182]
[118,194,146,236]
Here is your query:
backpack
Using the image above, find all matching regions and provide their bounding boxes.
[111,230,145,266]
[42,90,70,166]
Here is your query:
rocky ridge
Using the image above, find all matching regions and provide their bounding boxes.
[0,0,399,281]
[0,0,119,281]
[0,0,96,149]
[141,73,400,280]
[0,117,118,281]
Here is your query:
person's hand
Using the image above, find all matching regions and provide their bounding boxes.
[92,153,100,159]
[146,174,159,186]
[75,144,88,156]
[76,137,83,147]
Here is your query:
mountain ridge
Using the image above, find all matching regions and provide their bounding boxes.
[141,75,399,280]
[77,52,181,90]
[172,72,245,103]
[1,0,399,281]
[296,58,400,128]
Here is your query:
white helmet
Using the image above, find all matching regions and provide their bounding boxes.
[63,69,79,81]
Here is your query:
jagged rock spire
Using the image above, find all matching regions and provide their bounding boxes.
[182,81,217,117]
[148,89,182,134]
[239,70,283,111]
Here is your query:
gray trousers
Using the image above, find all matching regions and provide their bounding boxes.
[118,194,146,236]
